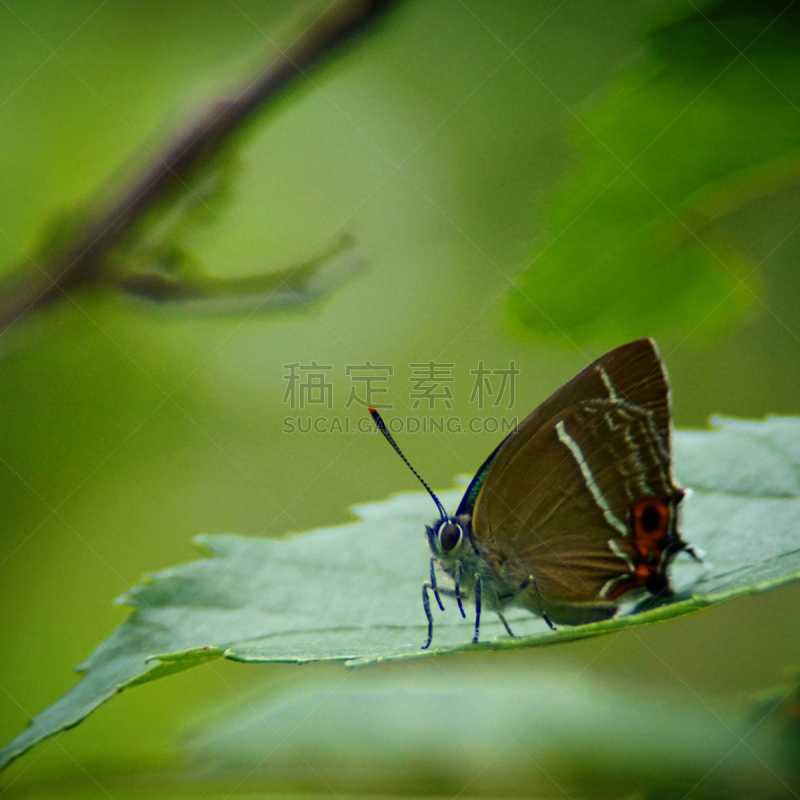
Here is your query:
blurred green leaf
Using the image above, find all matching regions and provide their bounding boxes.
[185,665,794,798]
[509,0,800,343]
[3,415,800,771]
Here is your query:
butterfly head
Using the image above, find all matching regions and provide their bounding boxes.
[424,513,476,564]
[426,518,463,555]
[368,407,470,553]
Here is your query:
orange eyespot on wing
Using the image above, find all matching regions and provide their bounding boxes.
[608,498,676,599]
[632,498,670,541]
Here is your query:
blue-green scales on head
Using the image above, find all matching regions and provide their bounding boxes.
[369,339,703,649]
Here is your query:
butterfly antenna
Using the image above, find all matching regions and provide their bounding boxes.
[368,407,447,521]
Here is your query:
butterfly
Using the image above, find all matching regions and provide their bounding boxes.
[370,338,702,648]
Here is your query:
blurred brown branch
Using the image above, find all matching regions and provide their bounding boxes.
[0,0,401,333]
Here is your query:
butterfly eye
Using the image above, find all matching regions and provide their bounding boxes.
[438,522,462,552]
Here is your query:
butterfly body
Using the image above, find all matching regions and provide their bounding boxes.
[425,513,523,619]
[370,338,698,648]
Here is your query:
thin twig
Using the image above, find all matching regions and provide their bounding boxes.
[0,0,400,333]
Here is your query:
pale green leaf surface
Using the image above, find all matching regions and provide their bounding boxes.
[184,666,795,797]
[2,415,800,770]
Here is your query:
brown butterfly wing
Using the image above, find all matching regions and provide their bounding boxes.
[471,340,681,624]
[512,337,668,448]
[457,338,670,518]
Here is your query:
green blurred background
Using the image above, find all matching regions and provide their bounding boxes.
[1,0,800,797]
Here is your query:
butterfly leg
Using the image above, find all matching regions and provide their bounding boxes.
[429,558,445,611]
[421,582,435,650]
[453,561,466,619]
[519,574,557,631]
[472,574,482,644]
[684,543,710,567]
[497,612,515,638]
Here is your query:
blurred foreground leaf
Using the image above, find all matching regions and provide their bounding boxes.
[509,0,800,342]
[184,666,798,798]
[2,415,800,770]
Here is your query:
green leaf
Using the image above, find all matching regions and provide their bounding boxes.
[2,415,800,770]
[509,0,800,342]
[184,666,794,797]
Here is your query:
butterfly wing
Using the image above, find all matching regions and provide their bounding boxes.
[469,339,684,624]
[457,338,672,519]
